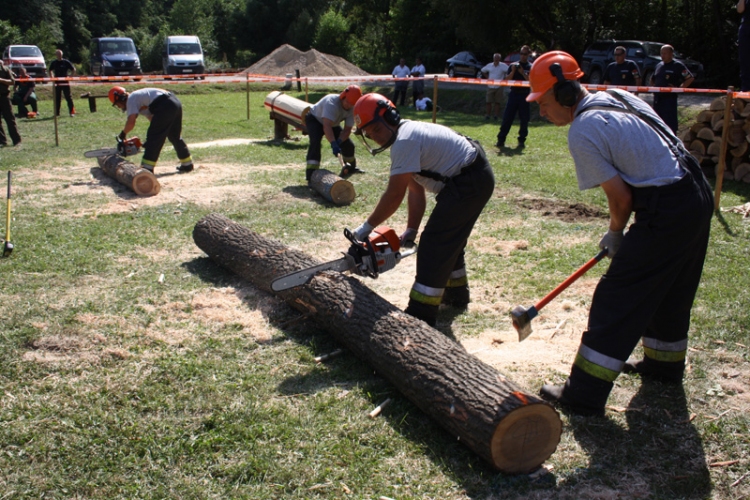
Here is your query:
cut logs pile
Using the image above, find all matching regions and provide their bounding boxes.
[681,96,750,183]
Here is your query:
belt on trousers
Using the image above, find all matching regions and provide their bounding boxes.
[417,138,482,184]
[149,92,173,110]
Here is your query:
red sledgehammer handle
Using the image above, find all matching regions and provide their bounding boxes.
[535,248,609,311]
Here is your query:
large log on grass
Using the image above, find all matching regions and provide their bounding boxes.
[309,169,355,205]
[192,213,562,473]
[97,155,160,196]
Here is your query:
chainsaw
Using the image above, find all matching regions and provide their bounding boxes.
[84,136,142,158]
[271,226,416,292]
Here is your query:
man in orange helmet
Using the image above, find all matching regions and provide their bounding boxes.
[305,85,361,181]
[109,86,194,173]
[350,93,495,327]
[526,51,713,417]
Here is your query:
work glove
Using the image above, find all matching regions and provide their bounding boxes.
[330,139,342,157]
[599,229,624,258]
[352,221,374,241]
[118,130,127,141]
[400,228,418,248]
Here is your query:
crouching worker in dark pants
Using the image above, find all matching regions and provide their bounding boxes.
[527,51,713,417]
[351,93,495,327]
[305,85,361,181]
[108,86,194,173]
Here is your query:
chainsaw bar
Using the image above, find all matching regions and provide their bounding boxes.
[271,254,355,292]
[84,148,118,158]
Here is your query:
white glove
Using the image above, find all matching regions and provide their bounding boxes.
[400,228,418,248]
[599,229,624,258]
[352,221,374,241]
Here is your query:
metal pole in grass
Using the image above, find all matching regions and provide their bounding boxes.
[715,86,733,211]
[246,72,250,120]
[432,75,438,123]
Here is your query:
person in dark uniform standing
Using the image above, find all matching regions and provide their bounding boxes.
[603,46,642,87]
[526,51,713,417]
[496,45,532,149]
[0,60,21,146]
[738,0,750,91]
[49,49,76,117]
[351,93,495,327]
[108,86,194,173]
[650,44,694,133]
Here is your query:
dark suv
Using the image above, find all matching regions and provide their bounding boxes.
[580,40,703,86]
[445,51,484,78]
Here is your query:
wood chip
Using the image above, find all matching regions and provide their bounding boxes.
[709,460,740,467]
[731,471,750,487]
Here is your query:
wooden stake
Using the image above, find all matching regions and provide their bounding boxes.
[715,87,734,210]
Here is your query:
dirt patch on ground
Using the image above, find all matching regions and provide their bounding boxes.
[518,197,608,223]
[245,44,370,77]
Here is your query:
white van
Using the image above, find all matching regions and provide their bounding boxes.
[163,36,205,77]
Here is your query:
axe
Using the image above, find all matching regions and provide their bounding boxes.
[511,248,608,341]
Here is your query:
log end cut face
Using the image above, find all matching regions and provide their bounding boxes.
[490,403,562,474]
[133,171,161,196]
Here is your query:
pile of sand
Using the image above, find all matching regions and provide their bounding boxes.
[244,44,369,77]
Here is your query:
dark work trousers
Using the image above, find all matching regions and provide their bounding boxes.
[393,81,408,106]
[653,94,678,133]
[740,23,750,92]
[305,113,355,165]
[411,80,424,104]
[414,141,495,301]
[142,93,191,166]
[497,91,530,145]
[568,154,713,406]
[0,93,21,145]
[54,84,75,115]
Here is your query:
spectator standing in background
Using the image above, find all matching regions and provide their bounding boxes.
[392,58,411,106]
[650,45,693,133]
[496,46,532,149]
[603,46,642,87]
[49,49,76,117]
[481,53,509,120]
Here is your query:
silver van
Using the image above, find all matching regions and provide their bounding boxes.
[163,36,205,78]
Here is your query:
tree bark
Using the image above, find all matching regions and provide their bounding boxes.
[309,169,356,205]
[192,213,562,474]
[97,155,160,196]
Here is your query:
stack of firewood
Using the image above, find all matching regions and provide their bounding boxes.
[681,96,750,182]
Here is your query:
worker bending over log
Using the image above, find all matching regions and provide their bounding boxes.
[305,85,361,181]
[350,93,495,327]
[526,51,713,417]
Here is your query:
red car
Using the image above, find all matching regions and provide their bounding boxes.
[2,45,47,77]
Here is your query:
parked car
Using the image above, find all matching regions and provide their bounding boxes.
[89,37,142,76]
[163,35,205,78]
[580,40,703,86]
[445,51,484,78]
[2,45,47,77]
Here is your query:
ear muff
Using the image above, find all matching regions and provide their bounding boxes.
[377,99,401,126]
[549,63,581,107]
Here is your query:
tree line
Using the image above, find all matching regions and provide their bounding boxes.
[0,0,742,88]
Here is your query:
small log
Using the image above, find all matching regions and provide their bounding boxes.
[741,101,750,117]
[710,96,726,111]
[695,109,715,123]
[706,141,722,157]
[711,111,725,132]
[731,156,745,170]
[731,141,748,158]
[97,155,160,196]
[192,213,562,473]
[728,124,747,147]
[734,98,746,115]
[309,169,356,205]
[689,140,707,157]
[696,127,715,141]
[743,172,750,183]
[691,122,709,134]
[733,163,750,180]
[679,129,695,144]
[722,169,735,181]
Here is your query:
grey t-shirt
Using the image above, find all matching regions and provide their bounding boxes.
[310,94,354,128]
[126,88,169,119]
[569,89,685,190]
[390,120,477,193]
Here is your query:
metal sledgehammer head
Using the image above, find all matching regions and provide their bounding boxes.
[510,305,538,342]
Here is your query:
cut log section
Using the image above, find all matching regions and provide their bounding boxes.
[711,111,725,132]
[733,163,750,180]
[688,140,707,157]
[309,169,356,205]
[696,127,715,141]
[695,109,715,123]
[710,96,726,111]
[706,141,722,157]
[728,124,747,147]
[192,213,563,474]
[97,154,160,196]
[731,141,748,158]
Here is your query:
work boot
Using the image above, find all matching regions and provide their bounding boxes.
[306,168,317,182]
[405,300,439,327]
[442,285,470,308]
[517,139,526,149]
[539,384,605,417]
[140,164,154,173]
[177,162,194,173]
[622,358,684,384]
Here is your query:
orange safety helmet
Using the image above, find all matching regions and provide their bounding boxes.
[526,51,584,102]
[339,85,362,106]
[353,93,400,130]
[108,86,128,105]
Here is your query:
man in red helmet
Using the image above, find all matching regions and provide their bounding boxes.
[351,93,495,327]
[305,85,361,181]
[109,86,193,173]
[526,51,713,417]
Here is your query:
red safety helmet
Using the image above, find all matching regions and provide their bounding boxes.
[353,93,399,130]
[108,86,128,105]
[339,85,362,106]
[526,51,584,102]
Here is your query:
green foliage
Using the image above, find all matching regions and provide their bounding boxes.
[23,22,64,60]
[0,19,22,49]
[313,8,349,58]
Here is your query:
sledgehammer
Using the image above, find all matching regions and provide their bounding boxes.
[511,248,608,341]
[3,171,12,258]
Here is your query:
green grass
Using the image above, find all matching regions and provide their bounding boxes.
[0,83,749,499]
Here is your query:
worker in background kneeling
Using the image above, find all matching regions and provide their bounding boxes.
[305,85,361,181]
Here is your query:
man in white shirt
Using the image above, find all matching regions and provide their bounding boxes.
[481,53,509,120]
[392,58,411,106]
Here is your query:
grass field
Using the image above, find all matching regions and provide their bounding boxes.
[0,82,748,499]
